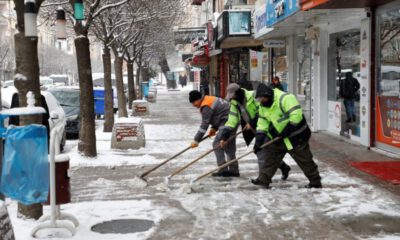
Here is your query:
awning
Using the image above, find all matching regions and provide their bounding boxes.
[301,0,394,10]
[255,8,366,40]
[220,37,263,49]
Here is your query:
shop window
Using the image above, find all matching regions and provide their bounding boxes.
[297,38,312,123]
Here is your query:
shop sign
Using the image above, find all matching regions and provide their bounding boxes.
[263,39,285,48]
[174,27,206,44]
[254,4,273,39]
[300,0,329,11]
[266,0,300,27]
[192,54,210,67]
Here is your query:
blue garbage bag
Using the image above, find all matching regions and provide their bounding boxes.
[0,125,49,205]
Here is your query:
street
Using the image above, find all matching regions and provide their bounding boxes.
[8,87,400,240]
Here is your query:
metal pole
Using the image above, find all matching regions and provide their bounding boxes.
[49,128,56,225]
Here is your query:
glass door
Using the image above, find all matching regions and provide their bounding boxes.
[328,29,361,138]
[376,3,400,153]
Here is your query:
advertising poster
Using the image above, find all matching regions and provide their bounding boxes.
[228,12,250,35]
[376,96,400,147]
[359,18,371,146]
[328,101,341,135]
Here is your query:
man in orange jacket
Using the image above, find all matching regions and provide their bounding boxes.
[189,90,239,177]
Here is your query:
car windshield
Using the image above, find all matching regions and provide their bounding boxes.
[50,90,79,107]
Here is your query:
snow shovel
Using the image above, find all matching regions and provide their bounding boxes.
[191,136,282,183]
[139,135,210,181]
[167,130,243,180]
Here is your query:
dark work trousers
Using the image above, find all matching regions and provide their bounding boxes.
[213,127,238,174]
[256,140,321,185]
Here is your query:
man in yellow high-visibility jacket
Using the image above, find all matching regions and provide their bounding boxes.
[252,83,322,189]
[220,83,291,180]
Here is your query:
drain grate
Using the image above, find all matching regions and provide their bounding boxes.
[91,219,155,234]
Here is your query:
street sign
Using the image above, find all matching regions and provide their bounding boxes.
[263,39,285,48]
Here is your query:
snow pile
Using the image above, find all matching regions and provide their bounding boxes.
[9,199,165,240]
[14,73,27,81]
[116,117,142,124]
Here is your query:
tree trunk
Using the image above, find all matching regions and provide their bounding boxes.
[136,65,142,100]
[114,57,128,118]
[14,32,43,220]
[158,54,170,78]
[102,48,114,132]
[75,37,97,157]
[127,62,136,109]
[0,204,15,240]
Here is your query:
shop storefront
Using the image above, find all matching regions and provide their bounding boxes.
[216,9,263,97]
[376,1,400,154]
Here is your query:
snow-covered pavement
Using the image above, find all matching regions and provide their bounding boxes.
[7,86,400,239]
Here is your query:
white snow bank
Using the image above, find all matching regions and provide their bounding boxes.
[14,73,27,81]
[8,199,167,240]
[116,117,142,124]
[0,107,46,116]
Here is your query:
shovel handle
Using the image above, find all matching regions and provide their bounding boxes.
[168,130,243,179]
[140,135,209,179]
[192,137,281,183]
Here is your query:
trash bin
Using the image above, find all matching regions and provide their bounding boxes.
[45,154,70,205]
[94,89,106,115]
[142,82,150,98]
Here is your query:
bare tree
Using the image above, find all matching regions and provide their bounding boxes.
[41,0,129,156]
[12,0,46,220]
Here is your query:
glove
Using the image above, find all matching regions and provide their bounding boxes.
[253,132,267,154]
[190,141,199,148]
[208,128,217,137]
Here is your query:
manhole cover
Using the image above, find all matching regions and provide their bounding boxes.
[91,219,155,234]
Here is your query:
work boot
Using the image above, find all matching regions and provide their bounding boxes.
[280,163,291,180]
[211,171,231,177]
[227,172,240,177]
[304,182,322,189]
[251,178,270,189]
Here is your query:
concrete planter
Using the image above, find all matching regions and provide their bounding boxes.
[111,117,145,150]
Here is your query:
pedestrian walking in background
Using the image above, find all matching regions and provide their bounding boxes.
[252,83,322,189]
[179,73,187,88]
[238,73,253,90]
[270,76,284,91]
[189,90,240,177]
[339,72,360,123]
[220,83,291,180]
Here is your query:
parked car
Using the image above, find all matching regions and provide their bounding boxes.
[48,88,80,139]
[3,80,14,88]
[1,86,67,151]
